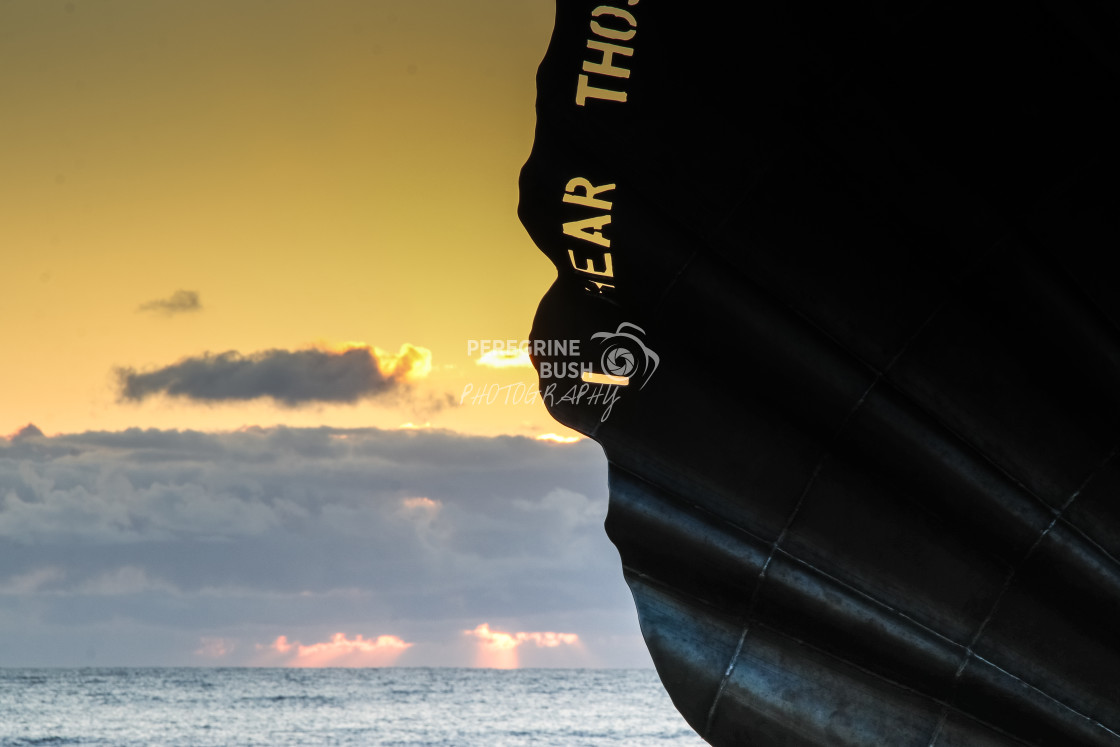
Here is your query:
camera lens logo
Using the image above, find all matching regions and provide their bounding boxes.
[603,347,637,377]
[591,322,659,389]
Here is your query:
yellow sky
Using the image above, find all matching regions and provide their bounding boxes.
[0,0,566,438]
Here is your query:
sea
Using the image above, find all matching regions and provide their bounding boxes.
[0,668,709,746]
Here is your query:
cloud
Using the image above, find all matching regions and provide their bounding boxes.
[115,344,433,406]
[463,622,580,668]
[0,425,640,667]
[253,632,412,667]
[378,343,432,380]
[78,566,178,596]
[0,566,64,594]
[194,636,234,659]
[400,496,440,513]
[137,290,201,316]
[9,424,44,439]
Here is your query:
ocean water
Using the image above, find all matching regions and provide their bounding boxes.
[0,668,708,746]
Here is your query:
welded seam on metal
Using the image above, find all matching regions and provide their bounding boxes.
[774,548,964,650]
[618,457,970,652]
[653,250,699,310]
[747,621,1034,747]
[654,246,1120,739]
[702,457,827,739]
[971,653,1120,742]
[702,288,959,739]
[702,367,895,734]
[644,536,1112,744]
[774,549,1113,737]
[926,441,1120,747]
[621,446,1120,742]
[625,550,961,657]
[771,549,1120,739]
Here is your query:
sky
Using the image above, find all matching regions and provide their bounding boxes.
[0,0,652,668]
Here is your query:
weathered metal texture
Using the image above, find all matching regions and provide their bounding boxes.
[520,2,1120,745]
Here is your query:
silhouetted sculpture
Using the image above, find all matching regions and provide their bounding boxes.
[520,2,1120,745]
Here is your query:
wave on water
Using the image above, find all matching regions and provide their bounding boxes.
[0,668,706,746]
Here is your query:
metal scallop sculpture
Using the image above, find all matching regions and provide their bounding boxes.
[519,2,1120,745]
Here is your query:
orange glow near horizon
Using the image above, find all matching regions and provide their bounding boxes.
[463,622,581,669]
[535,433,582,444]
[256,632,413,667]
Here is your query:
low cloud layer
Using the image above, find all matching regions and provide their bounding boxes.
[116,344,432,406]
[464,622,580,668]
[254,632,413,667]
[137,290,201,316]
[0,425,647,667]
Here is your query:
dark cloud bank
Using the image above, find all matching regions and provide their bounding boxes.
[116,346,431,407]
[0,425,645,667]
